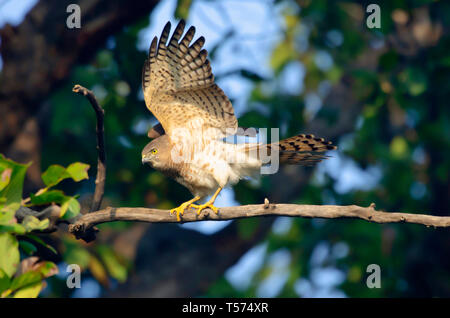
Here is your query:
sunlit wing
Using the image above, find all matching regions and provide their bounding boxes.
[142,20,238,139]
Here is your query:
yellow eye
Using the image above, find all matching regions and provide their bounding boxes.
[151,148,158,155]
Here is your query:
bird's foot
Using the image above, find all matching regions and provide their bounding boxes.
[191,202,219,215]
[170,201,196,221]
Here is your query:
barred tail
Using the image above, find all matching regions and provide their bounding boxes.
[243,133,337,166]
[274,134,337,165]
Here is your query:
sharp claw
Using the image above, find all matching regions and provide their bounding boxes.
[170,202,196,221]
[191,203,219,215]
[170,207,183,222]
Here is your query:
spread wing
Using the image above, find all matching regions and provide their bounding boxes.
[142,20,238,139]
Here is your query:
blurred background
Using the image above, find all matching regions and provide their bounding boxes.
[0,0,449,297]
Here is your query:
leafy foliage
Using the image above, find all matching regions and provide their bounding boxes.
[0,155,89,297]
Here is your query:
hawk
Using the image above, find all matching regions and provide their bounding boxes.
[141,20,336,221]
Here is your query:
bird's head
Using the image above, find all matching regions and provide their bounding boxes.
[141,135,171,169]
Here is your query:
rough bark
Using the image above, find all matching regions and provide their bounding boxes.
[69,203,450,238]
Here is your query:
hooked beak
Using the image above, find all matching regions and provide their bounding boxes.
[142,154,150,165]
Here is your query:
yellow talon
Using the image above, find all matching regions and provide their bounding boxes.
[191,202,219,215]
[170,196,200,221]
[169,205,186,222]
[170,188,223,220]
[191,187,223,216]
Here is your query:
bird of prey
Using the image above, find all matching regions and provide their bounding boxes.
[141,20,336,221]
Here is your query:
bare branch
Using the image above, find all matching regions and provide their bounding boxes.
[68,203,450,239]
[16,205,61,233]
[72,84,106,212]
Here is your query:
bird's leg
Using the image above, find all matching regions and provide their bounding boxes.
[191,187,222,215]
[170,196,201,221]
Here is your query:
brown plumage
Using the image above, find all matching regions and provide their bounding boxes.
[142,20,237,139]
[141,20,337,221]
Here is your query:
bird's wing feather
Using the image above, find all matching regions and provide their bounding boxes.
[142,20,238,139]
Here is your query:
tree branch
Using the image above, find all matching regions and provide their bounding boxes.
[16,205,62,233]
[68,202,450,239]
[65,83,450,243]
[72,85,106,212]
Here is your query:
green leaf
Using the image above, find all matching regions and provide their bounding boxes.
[10,270,42,292]
[41,165,68,188]
[0,209,15,225]
[19,241,37,255]
[0,154,30,207]
[12,281,42,298]
[41,162,90,188]
[0,202,20,215]
[0,268,10,294]
[0,224,26,235]
[26,234,57,255]
[22,216,49,232]
[66,162,90,182]
[0,203,23,233]
[60,197,80,219]
[30,190,67,205]
[0,233,20,278]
